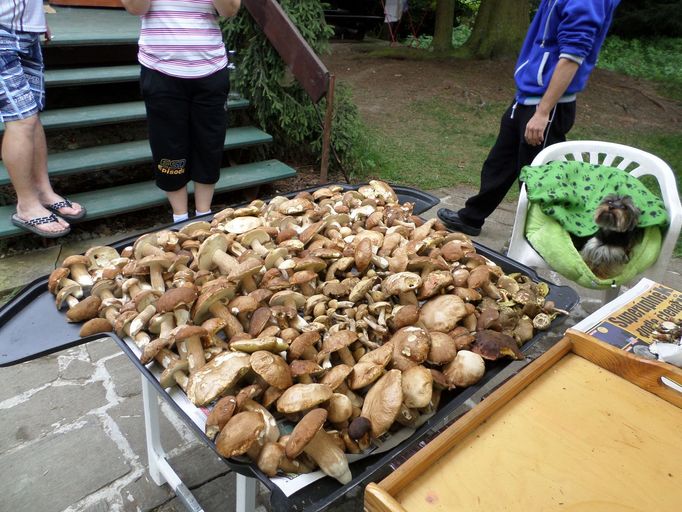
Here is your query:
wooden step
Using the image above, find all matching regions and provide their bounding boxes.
[0,160,296,239]
[43,6,139,47]
[0,98,249,133]
[0,126,272,186]
[45,65,140,87]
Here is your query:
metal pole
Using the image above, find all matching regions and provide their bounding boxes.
[320,73,336,184]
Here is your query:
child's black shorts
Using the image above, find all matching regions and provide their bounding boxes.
[140,65,229,192]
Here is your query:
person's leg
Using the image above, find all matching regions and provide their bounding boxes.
[188,67,229,215]
[438,102,523,234]
[141,66,191,218]
[1,31,69,234]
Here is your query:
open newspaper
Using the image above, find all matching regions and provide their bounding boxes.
[571,278,682,366]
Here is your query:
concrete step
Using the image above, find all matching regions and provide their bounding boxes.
[0,126,272,186]
[0,98,249,133]
[0,160,296,239]
[45,65,140,87]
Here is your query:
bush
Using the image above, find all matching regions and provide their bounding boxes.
[599,36,682,88]
[221,0,370,176]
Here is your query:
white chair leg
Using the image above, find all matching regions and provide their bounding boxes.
[141,375,205,512]
[236,473,257,512]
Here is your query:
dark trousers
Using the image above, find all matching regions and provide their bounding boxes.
[459,100,576,228]
[140,66,229,192]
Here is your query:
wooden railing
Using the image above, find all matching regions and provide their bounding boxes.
[242,0,335,182]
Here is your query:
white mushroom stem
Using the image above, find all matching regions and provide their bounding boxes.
[371,254,389,270]
[69,264,94,289]
[229,241,248,257]
[249,239,269,257]
[363,315,387,334]
[303,430,352,485]
[130,304,157,336]
[213,250,238,275]
[291,315,310,331]
[174,308,190,327]
[148,263,166,292]
[155,348,189,389]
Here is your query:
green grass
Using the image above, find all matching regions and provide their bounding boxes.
[355,97,505,191]
[598,37,682,102]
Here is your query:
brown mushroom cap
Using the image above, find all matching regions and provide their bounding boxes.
[205,395,238,439]
[419,294,468,332]
[390,326,431,364]
[276,383,333,414]
[427,331,458,365]
[471,330,523,361]
[289,331,321,360]
[157,286,198,314]
[361,369,403,438]
[319,364,352,390]
[66,295,102,323]
[401,365,433,409]
[250,351,293,390]
[186,351,251,406]
[285,408,327,459]
[48,267,70,294]
[215,411,265,458]
[79,317,113,337]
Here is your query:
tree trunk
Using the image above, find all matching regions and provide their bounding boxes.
[432,0,456,52]
[463,0,529,59]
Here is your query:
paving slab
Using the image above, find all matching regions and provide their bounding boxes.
[0,419,130,512]
[0,377,108,453]
[0,353,59,402]
[111,395,187,467]
[121,473,176,512]
[106,352,145,399]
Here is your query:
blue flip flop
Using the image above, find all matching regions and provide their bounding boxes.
[11,213,71,238]
[43,199,87,222]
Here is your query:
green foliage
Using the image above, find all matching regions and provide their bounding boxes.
[598,36,682,100]
[221,0,370,174]
[403,25,472,50]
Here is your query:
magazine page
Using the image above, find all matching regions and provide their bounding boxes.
[572,278,682,352]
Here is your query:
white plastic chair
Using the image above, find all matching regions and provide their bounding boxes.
[507,140,682,302]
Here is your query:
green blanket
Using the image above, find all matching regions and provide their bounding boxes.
[520,161,668,237]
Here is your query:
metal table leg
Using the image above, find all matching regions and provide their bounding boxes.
[141,374,257,512]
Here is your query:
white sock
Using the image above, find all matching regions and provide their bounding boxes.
[195,209,211,217]
[173,212,189,223]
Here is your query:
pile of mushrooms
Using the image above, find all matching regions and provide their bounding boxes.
[48,180,565,484]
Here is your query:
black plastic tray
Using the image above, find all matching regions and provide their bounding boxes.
[0,184,579,512]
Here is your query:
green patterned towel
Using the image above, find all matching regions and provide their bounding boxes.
[520,161,669,237]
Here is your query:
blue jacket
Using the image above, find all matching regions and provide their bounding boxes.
[514,0,620,105]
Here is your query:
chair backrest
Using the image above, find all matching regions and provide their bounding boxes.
[527,140,682,284]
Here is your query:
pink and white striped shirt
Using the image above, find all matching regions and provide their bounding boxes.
[138,0,228,79]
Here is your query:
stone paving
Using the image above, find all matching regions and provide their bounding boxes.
[0,186,680,512]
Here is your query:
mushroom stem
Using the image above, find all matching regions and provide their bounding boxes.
[130,304,157,336]
[303,430,352,485]
[149,263,166,292]
[213,251,238,275]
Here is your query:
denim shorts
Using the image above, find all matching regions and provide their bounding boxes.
[0,26,45,123]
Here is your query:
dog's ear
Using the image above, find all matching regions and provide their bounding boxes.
[620,195,641,231]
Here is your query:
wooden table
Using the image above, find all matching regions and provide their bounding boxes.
[366,330,682,512]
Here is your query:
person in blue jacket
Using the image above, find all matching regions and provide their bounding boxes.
[438,0,621,236]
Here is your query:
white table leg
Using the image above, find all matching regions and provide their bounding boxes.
[236,472,257,512]
[141,375,205,512]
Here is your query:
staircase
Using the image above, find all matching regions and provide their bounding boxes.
[0,6,296,239]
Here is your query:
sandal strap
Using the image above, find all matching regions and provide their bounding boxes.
[26,214,60,226]
[46,199,73,210]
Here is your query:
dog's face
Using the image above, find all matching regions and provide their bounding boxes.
[594,194,641,233]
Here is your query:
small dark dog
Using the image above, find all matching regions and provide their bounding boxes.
[579,194,643,278]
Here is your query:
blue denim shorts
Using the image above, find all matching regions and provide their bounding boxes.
[0,26,45,122]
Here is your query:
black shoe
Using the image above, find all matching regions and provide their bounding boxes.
[437,208,482,236]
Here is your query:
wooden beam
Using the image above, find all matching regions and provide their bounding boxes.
[242,0,330,103]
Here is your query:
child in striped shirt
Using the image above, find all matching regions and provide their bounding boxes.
[122,0,241,223]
